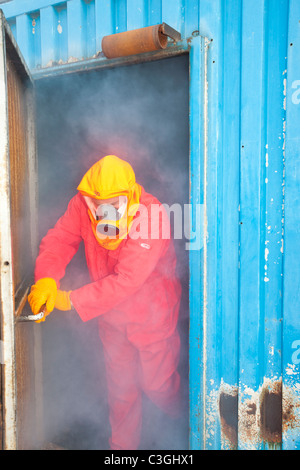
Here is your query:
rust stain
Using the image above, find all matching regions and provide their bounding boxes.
[239,394,260,448]
[218,383,238,449]
[282,385,300,433]
[259,380,282,445]
[218,378,300,449]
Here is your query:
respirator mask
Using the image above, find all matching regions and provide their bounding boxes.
[84,195,128,239]
[96,197,127,238]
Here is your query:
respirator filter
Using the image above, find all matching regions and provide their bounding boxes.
[96,197,128,238]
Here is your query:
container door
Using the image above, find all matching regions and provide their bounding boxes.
[0,11,42,450]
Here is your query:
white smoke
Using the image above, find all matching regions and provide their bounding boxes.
[34,53,189,450]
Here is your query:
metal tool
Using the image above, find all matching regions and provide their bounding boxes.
[17,311,45,322]
[17,305,46,323]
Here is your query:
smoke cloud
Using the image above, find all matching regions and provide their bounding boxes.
[35,53,189,450]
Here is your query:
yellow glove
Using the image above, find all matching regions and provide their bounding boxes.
[28,277,57,322]
[55,290,72,311]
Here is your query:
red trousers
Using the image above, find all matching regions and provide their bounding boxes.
[98,319,181,450]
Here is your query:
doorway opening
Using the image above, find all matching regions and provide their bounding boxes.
[35,53,189,450]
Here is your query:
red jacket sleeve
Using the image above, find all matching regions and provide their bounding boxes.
[71,219,170,322]
[34,195,83,286]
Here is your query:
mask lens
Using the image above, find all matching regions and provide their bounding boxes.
[96,204,119,221]
[96,197,127,221]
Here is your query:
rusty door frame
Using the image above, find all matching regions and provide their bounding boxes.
[0,11,41,450]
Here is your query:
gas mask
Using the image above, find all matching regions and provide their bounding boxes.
[96,197,128,238]
[84,195,128,239]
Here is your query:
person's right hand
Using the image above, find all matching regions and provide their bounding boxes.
[28,277,57,322]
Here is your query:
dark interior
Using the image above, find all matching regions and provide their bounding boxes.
[35,53,190,450]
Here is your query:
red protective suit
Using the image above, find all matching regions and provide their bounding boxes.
[34,187,181,450]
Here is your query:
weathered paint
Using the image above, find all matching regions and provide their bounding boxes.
[189,33,209,450]
[282,0,300,451]
[0,0,299,450]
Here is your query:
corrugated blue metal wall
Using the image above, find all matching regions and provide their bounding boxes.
[1,0,299,450]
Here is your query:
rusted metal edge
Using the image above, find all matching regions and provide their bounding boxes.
[31,40,191,81]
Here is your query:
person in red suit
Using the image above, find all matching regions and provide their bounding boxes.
[28,155,181,450]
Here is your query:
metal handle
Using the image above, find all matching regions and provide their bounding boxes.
[160,23,182,42]
[17,305,46,323]
[17,311,45,322]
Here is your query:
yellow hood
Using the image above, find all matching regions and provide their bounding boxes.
[77,155,142,250]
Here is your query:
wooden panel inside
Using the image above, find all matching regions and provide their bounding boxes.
[6,52,31,294]
[6,37,40,450]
